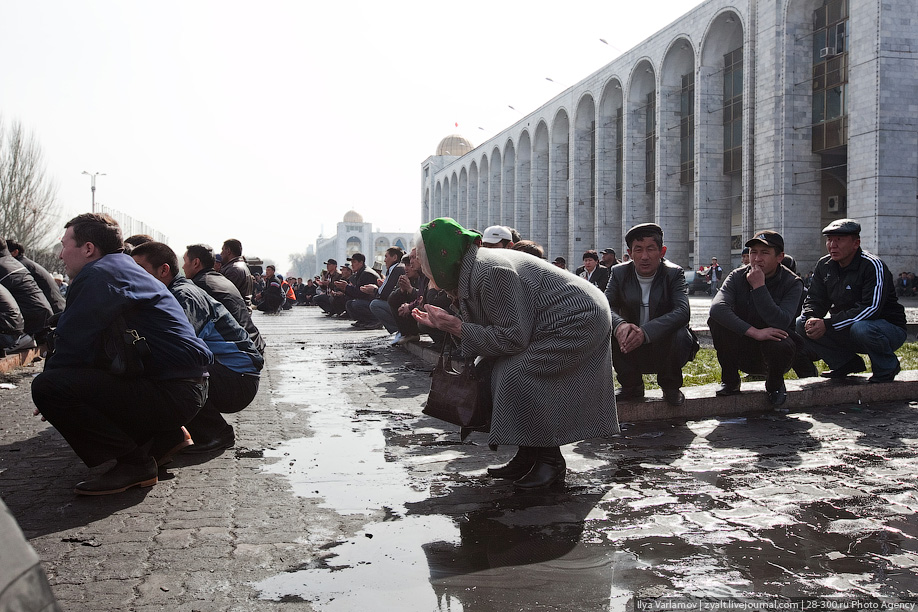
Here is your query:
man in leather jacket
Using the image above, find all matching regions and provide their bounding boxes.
[219,238,254,307]
[605,223,697,407]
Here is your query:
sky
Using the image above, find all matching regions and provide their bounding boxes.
[2,0,703,273]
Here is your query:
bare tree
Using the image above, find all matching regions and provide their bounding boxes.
[0,117,59,250]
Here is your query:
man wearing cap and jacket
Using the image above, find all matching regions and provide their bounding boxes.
[605,223,697,407]
[481,225,513,248]
[709,230,802,405]
[797,218,906,383]
[334,253,380,322]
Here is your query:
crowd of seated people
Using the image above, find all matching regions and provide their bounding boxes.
[311,218,909,404]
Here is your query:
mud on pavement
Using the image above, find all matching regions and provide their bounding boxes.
[2,307,918,611]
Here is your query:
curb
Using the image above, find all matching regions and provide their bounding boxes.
[0,346,43,374]
[400,340,918,422]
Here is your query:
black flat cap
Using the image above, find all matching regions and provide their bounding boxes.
[625,223,664,246]
[822,219,861,236]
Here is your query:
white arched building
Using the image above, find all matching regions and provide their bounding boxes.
[315,210,413,274]
[421,0,917,274]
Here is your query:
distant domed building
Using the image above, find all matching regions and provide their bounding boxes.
[436,134,473,157]
[314,211,412,275]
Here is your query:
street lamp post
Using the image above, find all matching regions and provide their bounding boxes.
[81,171,106,213]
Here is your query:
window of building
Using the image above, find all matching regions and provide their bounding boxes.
[615,107,623,201]
[680,73,695,185]
[812,0,848,153]
[723,47,743,175]
[645,91,656,195]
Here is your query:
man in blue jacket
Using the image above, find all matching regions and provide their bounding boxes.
[31,214,212,495]
[131,241,263,455]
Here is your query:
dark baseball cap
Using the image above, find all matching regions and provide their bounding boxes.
[745,230,785,252]
[822,218,861,236]
[553,256,566,264]
[323,258,338,265]
[600,248,616,255]
[347,253,366,263]
[625,223,664,246]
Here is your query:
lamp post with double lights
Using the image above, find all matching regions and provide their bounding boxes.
[81,171,106,213]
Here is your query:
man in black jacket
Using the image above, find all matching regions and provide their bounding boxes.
[580,250,610,291]
[183,244,265,355]
[709,230,802,405]
[0,239,52,337]
[797,218,906,383]
[605,223,697,406]
[219,238,254,306]
[334,252,380,324]
[6,239,66,314]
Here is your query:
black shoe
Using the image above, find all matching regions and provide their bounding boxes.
[868,363,901,384]
[715,383,741,396]
[662,389,685,406]
[766,386,788,406]
[183,425,235,454]
[75,458,158,496]
[513,447,566,490]
[487,446,537,479]
[151,427,194,466]
[820,355,866,379]
[615,385,644,401]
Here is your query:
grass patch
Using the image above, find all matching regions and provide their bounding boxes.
[641,341,918,389]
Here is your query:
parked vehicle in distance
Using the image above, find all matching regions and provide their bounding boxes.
[685,270,711,295]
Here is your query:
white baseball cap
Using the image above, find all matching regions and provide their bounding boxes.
[482,225,512,244]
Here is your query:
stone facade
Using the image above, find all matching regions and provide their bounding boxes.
[314,211,412,276]
[421,0,918,275]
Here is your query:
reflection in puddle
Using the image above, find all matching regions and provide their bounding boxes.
[254,330,918,607]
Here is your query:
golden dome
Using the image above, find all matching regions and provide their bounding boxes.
[436,134,473,156]
[343,210,364,223]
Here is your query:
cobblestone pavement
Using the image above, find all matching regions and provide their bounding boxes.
[2,307,918,611]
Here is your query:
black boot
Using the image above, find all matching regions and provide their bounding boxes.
[487,446,537,479]
[513,447,566,490]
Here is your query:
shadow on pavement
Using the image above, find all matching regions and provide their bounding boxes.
[0,428,153,539]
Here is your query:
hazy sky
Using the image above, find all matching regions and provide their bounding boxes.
[2,0,702,271]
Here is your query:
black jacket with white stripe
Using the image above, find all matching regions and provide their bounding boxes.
[802,247,906,330]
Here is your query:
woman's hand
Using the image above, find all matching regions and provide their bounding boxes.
[412,305,462,337]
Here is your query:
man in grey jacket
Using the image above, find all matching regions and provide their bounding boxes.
[709,230,803,406]
[605,223,697,406]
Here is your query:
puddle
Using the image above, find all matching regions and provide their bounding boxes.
[251,322,918,607]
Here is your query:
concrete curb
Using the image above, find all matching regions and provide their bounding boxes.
[0,346,43,374]
[401,340,917,422]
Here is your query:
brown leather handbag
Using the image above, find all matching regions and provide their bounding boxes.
[423,341,492,437]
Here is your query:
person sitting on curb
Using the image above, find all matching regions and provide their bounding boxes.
[605,223,697,407]
[31,213,211,495]
[796,218,906,383]
[182,243,265,355]
[257,265,286,314]
[708,230,802,406]
[335,252,380,326]
[132,241,263,455]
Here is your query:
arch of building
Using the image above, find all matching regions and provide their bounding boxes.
[420,0,917,275]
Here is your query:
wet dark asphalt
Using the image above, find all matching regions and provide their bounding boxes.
[2,306,918,610]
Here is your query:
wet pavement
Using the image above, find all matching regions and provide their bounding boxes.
[2,307,918,610]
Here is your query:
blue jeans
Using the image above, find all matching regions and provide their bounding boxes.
[369,298,398,333]
[795,316,906,376]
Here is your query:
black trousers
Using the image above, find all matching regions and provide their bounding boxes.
[315,293,346,315]
[708,318,796,391]
[31,368,207,467]
[184,362,259,441]
[613,326,696,390]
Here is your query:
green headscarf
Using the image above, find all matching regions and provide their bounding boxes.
[420,217,480,292]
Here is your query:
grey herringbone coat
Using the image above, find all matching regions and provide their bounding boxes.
[457,246,619,447]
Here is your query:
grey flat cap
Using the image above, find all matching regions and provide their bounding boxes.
[822,218,861,235]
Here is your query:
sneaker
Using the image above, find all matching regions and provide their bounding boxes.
[396,334,421,345]
[388,332,402,346]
